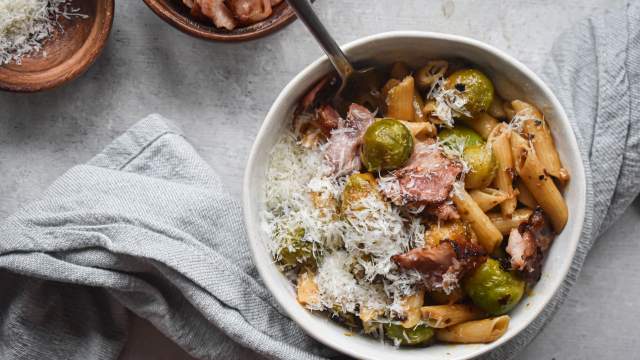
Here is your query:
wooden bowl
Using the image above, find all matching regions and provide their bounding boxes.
[143,0,296,42]
[0,0,114,93]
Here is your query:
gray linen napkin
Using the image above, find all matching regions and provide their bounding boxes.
[1,1,640,360]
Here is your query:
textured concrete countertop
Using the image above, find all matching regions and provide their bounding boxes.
[1,0,638,359]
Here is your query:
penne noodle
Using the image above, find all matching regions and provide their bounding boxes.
[489,124,517,216]
[488,208,533,235]
[503,101,516,120]
[469,188,509,212]
[390,61,411,80]
[488,96,507,119]
[435,316,510,344]
[511,100,568,181]
[386,76,416,121]
[415,60,448,90]
[510,131,529,170]
[399,120,436,140]
[516,145,569,232]
[424,220,468,246]
[421,304,485,328]
[381,78,401,100]
[296,270,320,308]
[517,182,537,208]
[452,186,504,252]
[461,112,499,140]
[359,306,383,334]
[401,289,425,328]
[413,87,427,122]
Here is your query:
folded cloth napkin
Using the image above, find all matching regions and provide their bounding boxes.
[1,2,639,360]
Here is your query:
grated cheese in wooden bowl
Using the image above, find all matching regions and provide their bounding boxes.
[0,0,87,65]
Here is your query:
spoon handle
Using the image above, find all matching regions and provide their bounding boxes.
[286,0,354,81]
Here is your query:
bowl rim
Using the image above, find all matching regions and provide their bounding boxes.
[243,30,586,360]
[142,0,296,42]
[0,0,115,93]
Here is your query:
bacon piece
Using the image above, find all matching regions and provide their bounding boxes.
[316,105,340,136]
[228,0,273,24]
[392,239,486,291]
[323,104,374,176]
[506,207,553,282]
[270,0,283,5]
[196,0,238,30]
[301,77,330,111]
[382,142,462,211]
[426,201,460,221]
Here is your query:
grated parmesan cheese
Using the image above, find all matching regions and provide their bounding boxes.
[425,78,471,127]
[262,132,430,319]
[0,0,87,65]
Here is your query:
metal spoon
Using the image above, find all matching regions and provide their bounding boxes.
[286,0,382,111]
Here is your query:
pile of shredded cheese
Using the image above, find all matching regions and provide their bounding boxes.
[0,0,86,65]
[262,133,427,320]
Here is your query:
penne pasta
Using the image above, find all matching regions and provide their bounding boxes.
[489,124,517,216]
[469,188,509,212]
[452,185,504,252]
[435,316,510,344]
[420,304,485,328]
[517,182,537,208]
[415,60,448,90]
[399,120,436,140]
[511,100,568,181]
[413,87,427,122]
[488,96,507,119]
[296,270,320,308]
[488,208,534,235]
[381,78,401,100]
[386,76,416,121]
[359,306,383,334]
[503,101,516,120]
[390,61,411,80]
[424,220,468,246]
[461,112,499,140]
[401,289,425,328]
[515,144,568,232]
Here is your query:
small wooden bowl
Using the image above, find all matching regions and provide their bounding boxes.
[0,0,114,93]
[143,0,296,42]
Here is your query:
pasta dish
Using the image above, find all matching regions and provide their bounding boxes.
[262,59,569,346]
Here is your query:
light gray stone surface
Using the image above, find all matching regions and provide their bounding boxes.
[0,0,636,359]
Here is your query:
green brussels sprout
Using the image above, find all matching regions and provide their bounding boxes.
[463,144,497,189]
[362,118,414,172]
[385,323,434,346]
[446,69,495,115]
[463,258,525,315]
[438,125,496,189]
[438,125,484,148]
[340,173,379,214]
[277,227,314,269]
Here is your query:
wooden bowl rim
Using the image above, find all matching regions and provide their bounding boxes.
[142,0,296,42]
[0,0,115,93]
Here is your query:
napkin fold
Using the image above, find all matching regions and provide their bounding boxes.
[1,1,639,359]
[0,115,330,360]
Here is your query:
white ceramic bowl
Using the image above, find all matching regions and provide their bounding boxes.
[243,31,586,360]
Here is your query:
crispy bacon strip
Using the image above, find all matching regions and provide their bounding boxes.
[228,0,273,24]
[316,105,340,136]
[323,104,374,176]
[381,141,462,219]
[194,0,237,30]
[392,239,487,290]
[506,207,554,282]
